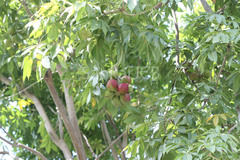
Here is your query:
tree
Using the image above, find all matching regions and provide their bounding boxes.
[1,0,240,159]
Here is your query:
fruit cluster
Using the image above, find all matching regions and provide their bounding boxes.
[104,75,133,106]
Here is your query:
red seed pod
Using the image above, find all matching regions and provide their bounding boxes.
[121,93,131,102]
[121,75,132,84]
[107,79,118,91]
[118,83,129,94]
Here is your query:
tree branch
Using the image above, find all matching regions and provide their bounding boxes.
[200,45,230,111]
[81,133,96,158]
[0,75,73,160]
[172,9,180,67]
[58,112,64,140]
[56,64,87,159]
[200,0,213,13]
[44,70,86,160]
[0,131,47,160]
[100,120,118,160]
[97,130,126,160]
[19,0,34,20]
[215,51,229,88]
[0,150,21,160]
[229,106,240,133]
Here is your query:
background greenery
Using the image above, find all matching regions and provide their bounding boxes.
[1,0,240,159]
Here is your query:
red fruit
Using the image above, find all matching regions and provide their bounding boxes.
[121,93,131,102]
[121,75,131,84]
[107,79,118,91]
[118,83,129,94]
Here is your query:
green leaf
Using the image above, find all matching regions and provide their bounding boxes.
[23,56,33,82]
[187,0,193,10]
[93,86,101,96]
[127,0,138,12]
[90,19,101,31]
[208,51,217,62]
[213,116,219,127]
[87,92,91,104]
[86,3,95,17]
[183,154,192,160]
[233,74,240,93]
[207,145,216,153]
[46,142,52,154]
[41,56,51,69]
[48,24,58,40]
[212,34,220,43]
[7,60,14,74]
[57,54,67,68]
[92,74,99,86]
[101,20,109,36]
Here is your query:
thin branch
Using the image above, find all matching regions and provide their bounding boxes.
[19,0,34,20]
[82,133,96,158]
[0,151,9,155]
[0,77,43,100]
[0,151,21,160]
[121,132,127,160]
[0,135,47,160]
[215,54,228,89]
[171,9,180,67]
[228,124,237,134]
[1,127,17,144]
[106,114,126,160]
[228,106,240,133]
[100,120,118,160]
[200,0,213,13]
[200,45,230,111]
[96,131,126,160]
[208,153,219,160]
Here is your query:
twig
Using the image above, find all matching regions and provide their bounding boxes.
[171,9,180,67]
[215,54,228,89]
[100,120,118,160]
[200,45,230,111]
[96,131,126,160]
[82,133,96,158]
[228,106,240,133]
[0,77,43,100]
[19,0,35,20]
[0,128,47,160]
[208,153,219,160]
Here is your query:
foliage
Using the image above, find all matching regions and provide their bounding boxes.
[1,0,240,160]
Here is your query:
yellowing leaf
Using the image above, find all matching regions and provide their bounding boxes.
[91,98,96,107]
[213,116,219,127]
[18,99,32,111]
[143,92,149,97]
[219,114,227,120]
[206,115,214,123]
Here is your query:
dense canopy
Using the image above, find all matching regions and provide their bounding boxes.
[1,0,240,159]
